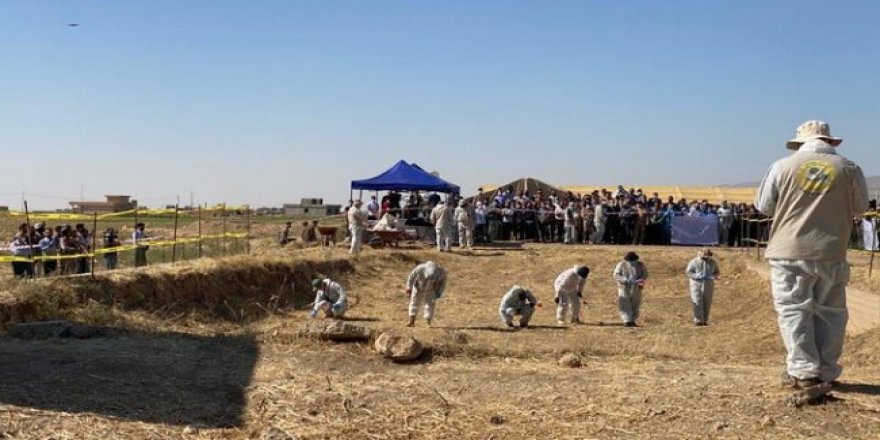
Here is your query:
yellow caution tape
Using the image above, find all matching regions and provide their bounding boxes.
[2,205,251,221]
[0,233,249,263]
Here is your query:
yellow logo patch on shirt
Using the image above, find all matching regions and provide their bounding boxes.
[796,160,837,194]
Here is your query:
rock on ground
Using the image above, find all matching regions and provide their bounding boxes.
[262,426,298,440]
[8,320,98,339]
[558,353,582,368]
[299,320,372,342]
[374,332,424,362]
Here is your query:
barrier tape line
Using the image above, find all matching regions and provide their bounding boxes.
[0,232,247,263]
[0,205,250,221]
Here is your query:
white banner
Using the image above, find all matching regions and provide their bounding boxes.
[863,219,879,251]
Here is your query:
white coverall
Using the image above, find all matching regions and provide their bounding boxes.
[553,266,586,323]
[454,204,476,249]
[311,279,348,318]
[563,205,577,244]
[498,285,538,327]
[406,261,447,322]
[347,206,368,254]
[430,203,454,251]
[613,260,648,324]
[756,139,869,381]
[592,204,606,244]
[685,256,720,323]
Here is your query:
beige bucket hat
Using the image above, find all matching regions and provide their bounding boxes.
[786,120,843,150]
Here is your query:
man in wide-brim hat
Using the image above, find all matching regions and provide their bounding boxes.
[756,120,868,389]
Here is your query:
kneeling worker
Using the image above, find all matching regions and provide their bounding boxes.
[553,265,590,325]
[499,285,539,329]
[686,249,720,326]
[310,278,348,318]
[405,261,447,327]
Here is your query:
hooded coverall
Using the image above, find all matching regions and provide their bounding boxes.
[430,203,454,251]
[613,260,648,324]
[756,139,868,382]
[312,279,348,318]
[454,204,476,249]
[554,266,586,322]
[592,204,606,244]
[499,286,538,327]
[563,205,577,244]
[348,206,368,254]
[686,256,720,324]
[406,261,447,322]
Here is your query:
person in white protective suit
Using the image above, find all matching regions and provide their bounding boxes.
[347,200,368,255]
[454,199,476,250]
[310,278,348,319]
[685,249,720,326]
[405,261,448,327]
[613,252,648,327]
[592,200,606,244]
[563,202,578,244]
[553,265,589,325]
[755,120,868,389]
[498,285,540,329]
[430,200,454,252]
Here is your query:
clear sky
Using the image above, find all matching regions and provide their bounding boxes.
[2,0,878,210]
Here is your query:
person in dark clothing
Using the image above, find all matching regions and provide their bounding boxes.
[103,228,121,270]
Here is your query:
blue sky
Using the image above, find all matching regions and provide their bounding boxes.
[2,0,878,209]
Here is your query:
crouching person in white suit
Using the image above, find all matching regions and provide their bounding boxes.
[310,278,348,318]
[499,285,539,329]
[405,261,447,327]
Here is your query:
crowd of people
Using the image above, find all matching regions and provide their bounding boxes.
[6,222,150,278]
[342,185,877,253]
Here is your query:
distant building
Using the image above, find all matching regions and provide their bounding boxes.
[0,206,8,212]
[283,198,341,216]
[69,195,137,214]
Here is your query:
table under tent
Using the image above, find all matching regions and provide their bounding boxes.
[350,160,460,247]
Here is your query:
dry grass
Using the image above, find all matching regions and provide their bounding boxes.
[1,244,879,439]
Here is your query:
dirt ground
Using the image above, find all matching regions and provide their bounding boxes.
[1,244,880,439]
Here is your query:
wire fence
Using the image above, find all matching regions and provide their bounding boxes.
[0,202,257,280]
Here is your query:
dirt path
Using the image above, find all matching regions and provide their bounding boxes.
[745,259,880,334]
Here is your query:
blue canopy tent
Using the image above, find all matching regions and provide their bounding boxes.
[350,160,460,197]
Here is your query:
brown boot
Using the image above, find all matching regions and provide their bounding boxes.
[781,372,821,389]
[406,316,415,327]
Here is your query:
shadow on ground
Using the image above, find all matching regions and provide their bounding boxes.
[437,325,567,333]
[837,383,880,396]
[0,326,258,428]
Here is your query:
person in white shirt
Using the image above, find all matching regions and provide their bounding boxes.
[475,202,488,244]
[366,195,380,220]
[716,201,734,246]
[132,222,149,267]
